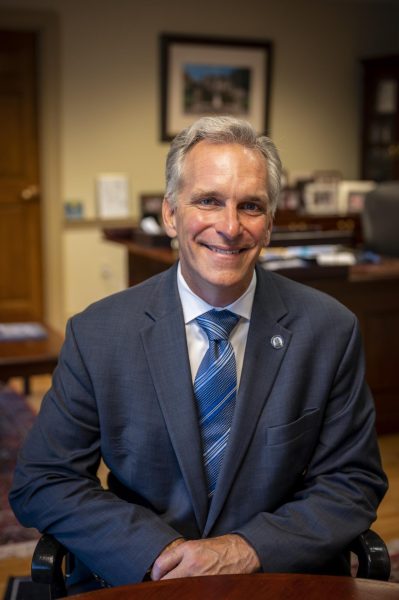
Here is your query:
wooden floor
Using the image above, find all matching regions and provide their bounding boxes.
[1,376,398,597]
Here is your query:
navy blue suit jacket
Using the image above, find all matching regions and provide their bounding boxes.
[10,264,387,586]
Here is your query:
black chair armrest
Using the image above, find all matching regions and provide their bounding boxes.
[31,527,391,599]
[31,533,68,598]
[348,529,391,581]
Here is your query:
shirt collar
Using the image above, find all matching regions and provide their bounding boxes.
[177,261,256,325]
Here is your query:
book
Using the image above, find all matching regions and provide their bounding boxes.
[0,322,48,342]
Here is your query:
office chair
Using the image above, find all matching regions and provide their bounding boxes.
[362,182,399,257]
[31,528,391,599]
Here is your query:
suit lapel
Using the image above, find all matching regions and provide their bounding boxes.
[140,268,209,532]
[204,269,292,535]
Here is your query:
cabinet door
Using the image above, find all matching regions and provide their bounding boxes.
[361,56,399,181]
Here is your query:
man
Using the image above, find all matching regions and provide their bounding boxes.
[10,116,387,590]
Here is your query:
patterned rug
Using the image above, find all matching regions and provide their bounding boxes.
[387,539,399,584]
[0,384,39,554]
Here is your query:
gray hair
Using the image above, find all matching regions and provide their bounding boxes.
[165,115,282,215]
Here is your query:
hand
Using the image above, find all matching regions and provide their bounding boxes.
[151,534,260,581]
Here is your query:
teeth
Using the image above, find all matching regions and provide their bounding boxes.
[211,247,241,255]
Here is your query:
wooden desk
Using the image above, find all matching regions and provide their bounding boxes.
[103,231,399,434]
[0,325,63,394]
[73,573,399,599]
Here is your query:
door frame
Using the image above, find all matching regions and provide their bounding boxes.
[0,10,63,331]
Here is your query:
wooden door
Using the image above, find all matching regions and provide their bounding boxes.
[0,30,42,322]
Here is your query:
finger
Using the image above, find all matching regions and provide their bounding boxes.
[160,542,200,579]
[160,564,187,580]
[151,544,184,581]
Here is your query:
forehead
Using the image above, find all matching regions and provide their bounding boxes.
[181,141,268,184]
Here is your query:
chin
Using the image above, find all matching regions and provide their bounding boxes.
[204,273,249,295]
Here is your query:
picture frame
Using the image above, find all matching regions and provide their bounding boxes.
[278,187,301,211]
[140,193,164,224]
[160,33,273,141]
[95,173,130,219]
[303,182,339,215]
[336,180,376,215]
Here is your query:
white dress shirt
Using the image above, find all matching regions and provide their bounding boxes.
[176,262,256,386]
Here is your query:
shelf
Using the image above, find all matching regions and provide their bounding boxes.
[63,218,136,230]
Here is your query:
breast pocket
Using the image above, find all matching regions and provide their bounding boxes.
[265,407,320,447]
[262,408,320,483]
[259,408,321,498]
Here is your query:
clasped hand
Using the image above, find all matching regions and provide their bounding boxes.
[151,534,260,580]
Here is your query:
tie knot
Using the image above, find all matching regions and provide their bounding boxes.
[196,309,239,341]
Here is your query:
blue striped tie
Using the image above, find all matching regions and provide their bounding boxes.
[194,309,240,498]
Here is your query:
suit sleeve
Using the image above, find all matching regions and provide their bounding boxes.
[234,316,388,573]
[9,318,181,586]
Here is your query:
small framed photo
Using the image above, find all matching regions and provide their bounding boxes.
[140,193,164,223]
[278,187,301,211]
[160,33,273,141]
[336,181,376,214]
[96,173,130,219]
[303,182,338,214]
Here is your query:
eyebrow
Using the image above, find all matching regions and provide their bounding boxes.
[190,190,223,201]
[190,190,269,204]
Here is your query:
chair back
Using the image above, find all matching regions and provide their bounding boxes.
[362,182,399,256]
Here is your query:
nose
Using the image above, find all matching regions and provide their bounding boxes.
[215,205,242,239]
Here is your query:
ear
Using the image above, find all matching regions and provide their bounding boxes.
[263,218,273,247]
[162,197,177,238]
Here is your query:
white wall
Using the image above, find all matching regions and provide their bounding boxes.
[1,0,399,324]
[63,229,127,316]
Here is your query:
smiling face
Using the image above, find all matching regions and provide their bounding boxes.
[162,141,273,306]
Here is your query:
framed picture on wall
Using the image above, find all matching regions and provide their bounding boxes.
[159,33,273,141]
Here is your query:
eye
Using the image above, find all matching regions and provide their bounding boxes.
[240,201,265,213]
[196,197,220,208]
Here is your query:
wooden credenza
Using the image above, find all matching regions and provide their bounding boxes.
[104,230,399,434]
